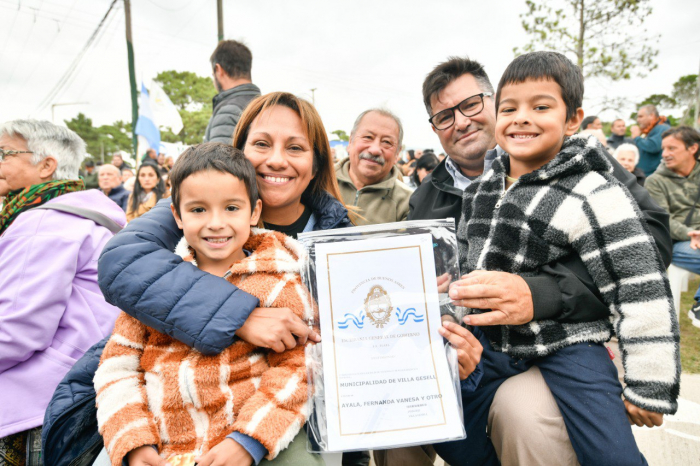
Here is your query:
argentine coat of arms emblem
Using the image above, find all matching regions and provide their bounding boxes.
[364,285,393,328]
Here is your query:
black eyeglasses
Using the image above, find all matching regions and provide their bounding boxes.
[429,92,493,130]
[0,149,34,162]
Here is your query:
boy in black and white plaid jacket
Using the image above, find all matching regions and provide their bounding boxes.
[454,52,680,465]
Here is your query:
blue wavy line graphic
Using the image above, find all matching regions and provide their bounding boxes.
[395,307,424,325]
[337,312,365,329]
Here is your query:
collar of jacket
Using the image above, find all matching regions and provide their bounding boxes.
[108,184,126,195]
[175,228,304,274]
[303,189,352,230]
[653,159,700,180]
[428,157,463,196]
[212,83,261,108]
[607,133,626,143]
[335,157,403,191]
[490,134,612,184]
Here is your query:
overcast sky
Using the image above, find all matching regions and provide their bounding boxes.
[1,0,699,151]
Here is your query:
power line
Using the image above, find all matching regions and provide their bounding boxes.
[33,0,118,115]
[144,0,191,12]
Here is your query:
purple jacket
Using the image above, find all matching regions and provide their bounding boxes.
[0,190,126,437]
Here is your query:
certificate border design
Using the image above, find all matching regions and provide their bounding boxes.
[326,244,448,436]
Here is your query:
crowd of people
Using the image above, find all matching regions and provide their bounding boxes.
[1,38,699,466]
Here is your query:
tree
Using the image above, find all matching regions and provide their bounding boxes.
[331,129,349,142]
[65,113,132,160]
[515,0,658,81]
[153,70,217,145]
[672,74,698,125]
[631,75,699,126]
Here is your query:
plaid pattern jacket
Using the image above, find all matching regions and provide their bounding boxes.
[458,135,680,414]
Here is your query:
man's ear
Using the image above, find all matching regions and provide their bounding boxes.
[171,203,184,230]
[250,199,263,226]
[39,157,58,180]
[565,108,585,136]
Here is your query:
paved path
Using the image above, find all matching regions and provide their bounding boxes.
[634,373,700,465]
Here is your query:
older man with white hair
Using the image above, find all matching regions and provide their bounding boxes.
[0,120,125,456]
[98,163,129,211]
[335,108,413,225]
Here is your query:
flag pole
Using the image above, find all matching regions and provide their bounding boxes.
[124,0,139,163]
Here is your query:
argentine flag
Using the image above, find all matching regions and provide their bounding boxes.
[135,83,160,151]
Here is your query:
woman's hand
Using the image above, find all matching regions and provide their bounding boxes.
[127,446,170,466]
[235,307,321,353]
[624,400,664,428]
[195,438,253,466]
[437,320,483,380]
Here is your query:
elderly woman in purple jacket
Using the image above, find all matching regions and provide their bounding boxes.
[0,120,125,460]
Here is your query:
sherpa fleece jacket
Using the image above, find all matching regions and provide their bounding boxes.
[458,134,680,414]
[94,230,316,465]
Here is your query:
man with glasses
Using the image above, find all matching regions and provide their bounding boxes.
[404,57,672,465]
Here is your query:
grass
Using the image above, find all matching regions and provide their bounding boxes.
[680,277,700,374]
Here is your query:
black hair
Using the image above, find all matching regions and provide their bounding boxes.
[210,40,252,80]
[169,142,258,215]
[581,115,599,130]
[411,153,439,187]
[496,51,584,122]
[662,126,700,158]
[422,56,494,116]
[406,149,415,160]
[130,162,166,213]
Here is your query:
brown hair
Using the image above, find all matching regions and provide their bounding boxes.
[232,92,356,223]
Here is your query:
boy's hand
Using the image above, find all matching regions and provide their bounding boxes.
[437,321,483,380]
[236,307,321,353]
[127,445,170,466]
[449,270,534,326]
[624,400,664,428]
[195,438,253,466]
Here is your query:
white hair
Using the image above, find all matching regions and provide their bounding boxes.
[350,108,404,153]
[613,143,640,166]
[0,119,85,180]
[98,164,121,177]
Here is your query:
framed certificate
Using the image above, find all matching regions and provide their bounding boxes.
[314,233,464,451]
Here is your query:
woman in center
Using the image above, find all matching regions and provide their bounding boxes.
[95,92,361,464]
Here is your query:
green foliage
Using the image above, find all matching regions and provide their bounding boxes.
[331,129,349,142]
[65,113,132,160]
[632,75,699,126]
[153,70,217,145]
[515,0,658,81]
[680,277,700,374]
[672,74,698,125]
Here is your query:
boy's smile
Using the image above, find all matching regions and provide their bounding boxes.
[172,170,262,277]
[496,79,582,178]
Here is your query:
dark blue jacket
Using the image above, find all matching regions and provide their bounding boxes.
[42,338,108,466]
[106,184,130,212]
[42,191,351,464]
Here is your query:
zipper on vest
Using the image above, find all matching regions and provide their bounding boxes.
[354,189,362,206]
[495,177,517,209]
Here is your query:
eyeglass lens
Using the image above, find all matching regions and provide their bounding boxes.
[432,94,485,129]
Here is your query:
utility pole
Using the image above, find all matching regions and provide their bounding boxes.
[217,0,224,42]
[51,102,88,123]
[695,58,700,130]
[124,0,139,159]
[310,88,317,106]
